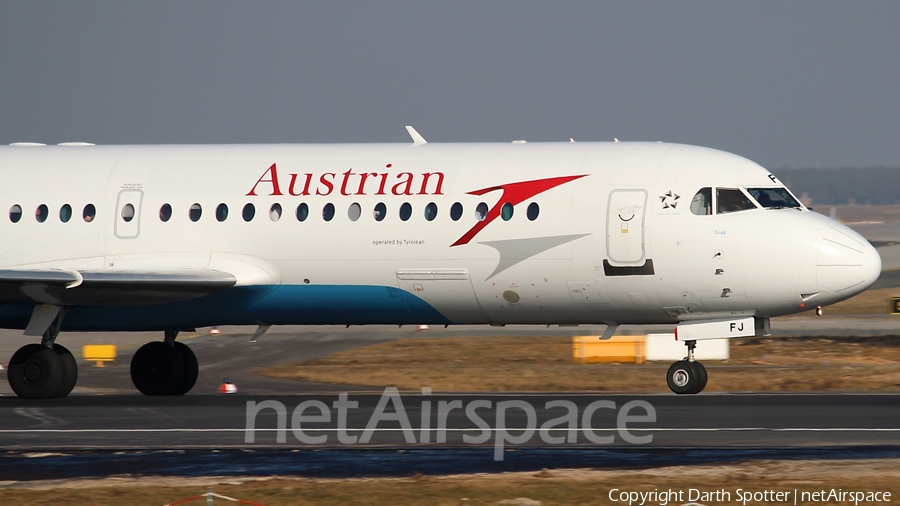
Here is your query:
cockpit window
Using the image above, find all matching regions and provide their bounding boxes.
[747,187,802,209]
[690,188,712,215]
[716,188,756,214]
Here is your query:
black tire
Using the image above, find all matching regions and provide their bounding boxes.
[666,361,697,395]
[173,342,198,395]
[690,361,708,394]
[52,344,78,398]
[8,344,65,399]
[130,342,185,396]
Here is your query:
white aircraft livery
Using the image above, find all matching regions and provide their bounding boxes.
[0,129,881,398]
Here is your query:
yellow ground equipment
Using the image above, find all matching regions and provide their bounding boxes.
[573,335,645,363]
[83,344,117,367]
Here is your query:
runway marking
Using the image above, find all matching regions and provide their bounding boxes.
[11,408,64,427]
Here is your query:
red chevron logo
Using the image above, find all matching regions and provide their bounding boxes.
[451,174,588,246]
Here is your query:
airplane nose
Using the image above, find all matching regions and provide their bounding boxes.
[816,226,881,294]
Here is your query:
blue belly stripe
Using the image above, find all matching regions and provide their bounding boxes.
[0,285,451,332]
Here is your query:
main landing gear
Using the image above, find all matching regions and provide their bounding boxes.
[6,326,199,399]
[130,330,199,396]
[7,312,77,399]
[7,343,78,399]
[666,339,708,395]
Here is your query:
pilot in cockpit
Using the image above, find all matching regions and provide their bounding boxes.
[755,191,775,208]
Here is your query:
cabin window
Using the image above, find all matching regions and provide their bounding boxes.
[159,204,172,222]
[296,203,309,222]
[501,202,514,221]
[475,202,489,221]
[60,204,72,223]
[9,204,22,223]
[323,203,335,221]
[374,202,387,221]
[216,203,228,222]
[348,203,362,221]
[527,202,540,221]
[747,187,802,209]
[83,204,96,222]
[716,188,756,214]
[450,202,463,221]
[270,203,282,222]
[242,203,255,222]
[121,203,135,222]
[399,202,412,221]
[189,203,202,222]
[35,204,48,223]
[424,202,437,221]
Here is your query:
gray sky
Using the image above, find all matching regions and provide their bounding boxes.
[1,2,898,169]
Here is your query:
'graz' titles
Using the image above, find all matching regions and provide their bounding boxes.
[247,163,445,197]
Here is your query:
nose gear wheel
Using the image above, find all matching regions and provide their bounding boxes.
[667,360,707,395]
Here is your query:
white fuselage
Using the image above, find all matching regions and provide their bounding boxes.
[0,141,881,331]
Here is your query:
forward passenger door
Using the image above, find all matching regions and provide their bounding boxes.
[606,189,648,266]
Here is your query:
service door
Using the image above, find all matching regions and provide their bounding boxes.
[606,189,647,266]
[397,268,489,324]
[115,189,144,239]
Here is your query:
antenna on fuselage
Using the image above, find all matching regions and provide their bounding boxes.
[405,126,427,146]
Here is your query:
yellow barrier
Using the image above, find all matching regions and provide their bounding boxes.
[573,335,645,364]
[83,344,117,367]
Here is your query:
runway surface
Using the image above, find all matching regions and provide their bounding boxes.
[1,393,898,450]
[1,393,899,479]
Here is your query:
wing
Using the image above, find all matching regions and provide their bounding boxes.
[0,269,237,307]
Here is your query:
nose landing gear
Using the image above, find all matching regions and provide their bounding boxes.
[666,339,707,394]
[129,330,199,396]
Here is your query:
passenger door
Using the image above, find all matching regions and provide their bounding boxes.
[606,189,648,266]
